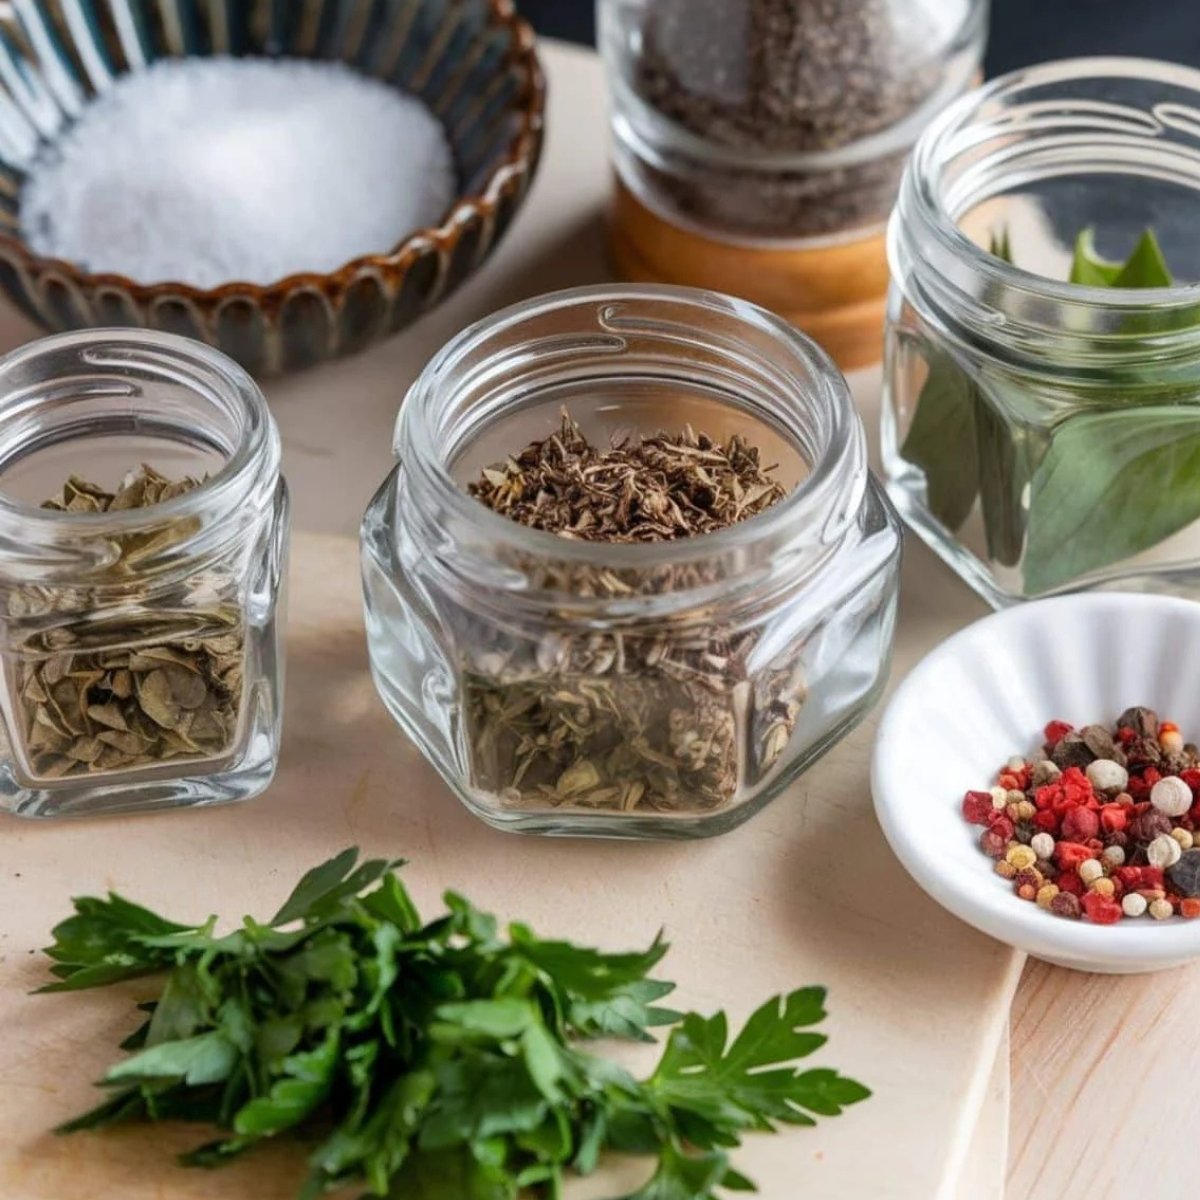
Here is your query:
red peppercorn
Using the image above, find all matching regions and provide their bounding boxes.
[1144,767,1163,788]
[1050,891,1082,919]
[1099,804,1128,834]
[1116,725,1137,745]
[1061,807,1100,842]
[980,829,1007,859]
[1056,870,1084,896]
[962,791,994,824]
[1033,810,1060,834]
[985,812,1015,841]
[1181,768,1200,792]
[1081,892,1123,924]
[1181,898,1200,920]
[1044,720,1073,748]
[1055,841,1096,871]
[1115,866,1143,891]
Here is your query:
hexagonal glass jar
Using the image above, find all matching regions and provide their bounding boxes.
[361,286,902,839]
[0,330,289,818]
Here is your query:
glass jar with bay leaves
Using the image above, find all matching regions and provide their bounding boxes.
[362,286,902,838]
[0,330,288,818]
[884,58,1200,605]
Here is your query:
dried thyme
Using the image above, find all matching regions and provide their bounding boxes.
[468,415,786,540]
[10,466,244,780]
[464,415,804,816]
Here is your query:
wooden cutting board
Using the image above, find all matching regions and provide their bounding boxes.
[0,531,1020,1200]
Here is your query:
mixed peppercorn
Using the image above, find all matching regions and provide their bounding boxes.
[962,707,1200,924]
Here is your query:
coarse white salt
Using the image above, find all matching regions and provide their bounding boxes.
[20,57,456,287]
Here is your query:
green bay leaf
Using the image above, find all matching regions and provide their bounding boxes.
[899,349,980,531]
[1069,228,1123,286]
[1113,229,1174,288]
[1024,407,1200,593]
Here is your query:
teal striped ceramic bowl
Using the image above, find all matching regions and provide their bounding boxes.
[0,0,544,373]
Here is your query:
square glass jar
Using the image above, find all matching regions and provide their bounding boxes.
[0,330,289,817]
[361,286,902,839]
[883,58,1200,606]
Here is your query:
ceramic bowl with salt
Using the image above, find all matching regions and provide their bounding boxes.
[0,0,544,373]
[873,592,1200,974]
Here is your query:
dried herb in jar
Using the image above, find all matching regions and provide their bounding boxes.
[463,415,804,816]
[10,466,244,780]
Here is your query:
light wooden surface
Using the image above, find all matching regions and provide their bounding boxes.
[0,36,1175,1200]
[0,528,1017,1200]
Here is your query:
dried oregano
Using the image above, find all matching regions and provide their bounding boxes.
[464,415,806,815]
[11,466,244,780]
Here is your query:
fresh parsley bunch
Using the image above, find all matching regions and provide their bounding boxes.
[42,849,868,1200]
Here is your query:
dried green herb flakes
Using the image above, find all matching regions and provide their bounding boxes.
[11,466,244,780]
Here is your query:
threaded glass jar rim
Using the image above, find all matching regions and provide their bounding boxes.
[895,56,1200,356]
[0,328,277,542]
[396,284,867,601]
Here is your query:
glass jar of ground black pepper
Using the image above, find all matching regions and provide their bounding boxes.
[883,58,1200,606]
[0,330,288,818]
[600,0,988,370]
[361,285,902,839]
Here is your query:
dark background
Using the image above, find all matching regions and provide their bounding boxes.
[516,0,1200,74]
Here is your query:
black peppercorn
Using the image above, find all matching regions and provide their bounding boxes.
[1117,706,1159,739]
[1167,849,1200,899]
[1051,731,1095,770]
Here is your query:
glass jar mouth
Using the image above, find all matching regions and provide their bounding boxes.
[0,328,274,536]
[398,284,866,584]
[899,56,1200,347]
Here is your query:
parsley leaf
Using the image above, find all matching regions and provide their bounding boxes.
[43,850,867,1200]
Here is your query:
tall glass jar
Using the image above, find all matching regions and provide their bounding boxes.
[0,330,288,818]
[883,58,1200,606]
[599,0,988,369]
[361,286,902,839]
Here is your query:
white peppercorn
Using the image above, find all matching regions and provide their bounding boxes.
[1148,834,1184,869]
[1122,892,1148,918]
[1171,827,1195,851]
[1030,832,1055,861]
[1085,759,1129,795]
[1100,845,1126,869]
[1006,756,1027,772]
[989,785,1008,809]
[1149,897,1175,920]
[1151,775,1192,818]
[1078,858,1104,885]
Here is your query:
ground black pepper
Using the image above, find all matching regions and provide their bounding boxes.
[632,0,954,238]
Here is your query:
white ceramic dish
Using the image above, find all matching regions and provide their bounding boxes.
[872,592,1200,974]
